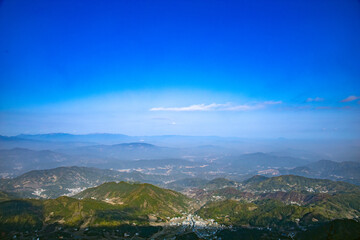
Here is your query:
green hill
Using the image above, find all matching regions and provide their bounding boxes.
[195,175,360,228]
[165,178,209,191]
[204,178,238,190]
[193,187,255,203]
[196,199,310,228]
[242,175,268,185]
[0,182,192,233]
[0,197,138,232]
[190,175,360,208]
[197,192,360,228]
[242,175,360,193]
[74,181,191,217]
[165,177,239,192]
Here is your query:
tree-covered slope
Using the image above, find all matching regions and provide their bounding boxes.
[196,198,360,229]
[242,175,360,193]
[0,182,192,232]
[195,175,360,228]
[74,181,192,217]
[197,199,314,228]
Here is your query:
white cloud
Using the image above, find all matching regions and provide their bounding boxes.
[306,97,324,102]
[341,95,360,102]
[150,101,280,112]
[150,103,228,112]
[224,104,264,111]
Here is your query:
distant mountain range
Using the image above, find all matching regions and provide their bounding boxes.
[0,133,238,150]
[0,146,208,176]
[4,133,358,162]
[1,146,321,178]
[59,142,183,162]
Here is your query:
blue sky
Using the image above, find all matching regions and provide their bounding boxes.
[0,0,359,138]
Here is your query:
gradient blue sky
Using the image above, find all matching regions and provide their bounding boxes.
[0,0,359,138]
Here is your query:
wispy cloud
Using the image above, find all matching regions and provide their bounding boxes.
[223,104,264,111]
[150,101,282,112]
[264,100,282,105]
[306,97,324,102]
[341,95,360,102]
[150,103,229,112]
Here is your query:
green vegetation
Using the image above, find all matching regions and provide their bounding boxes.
[242,175,360,193]
[297,219,360,240]
[193,175,360,232]
[242,175,268,185]
[75,181,191,218]
[0,190,14,202]
[1,173,360,238]
[204,178,238,190]
[0,199,43,232]
[197,192,360,228]
[165,178,209,191]
[196,199,310,228]
[0,182,192,234]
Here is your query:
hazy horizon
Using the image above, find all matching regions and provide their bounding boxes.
[2,132,360,141]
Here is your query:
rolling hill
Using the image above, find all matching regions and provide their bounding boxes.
[75,181,192,217]
[0,182,192,233]
[194,175,360,228]
[196,196,360,229]
[241,175,360,193]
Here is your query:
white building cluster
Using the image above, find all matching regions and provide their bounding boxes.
[168,214,222,228]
